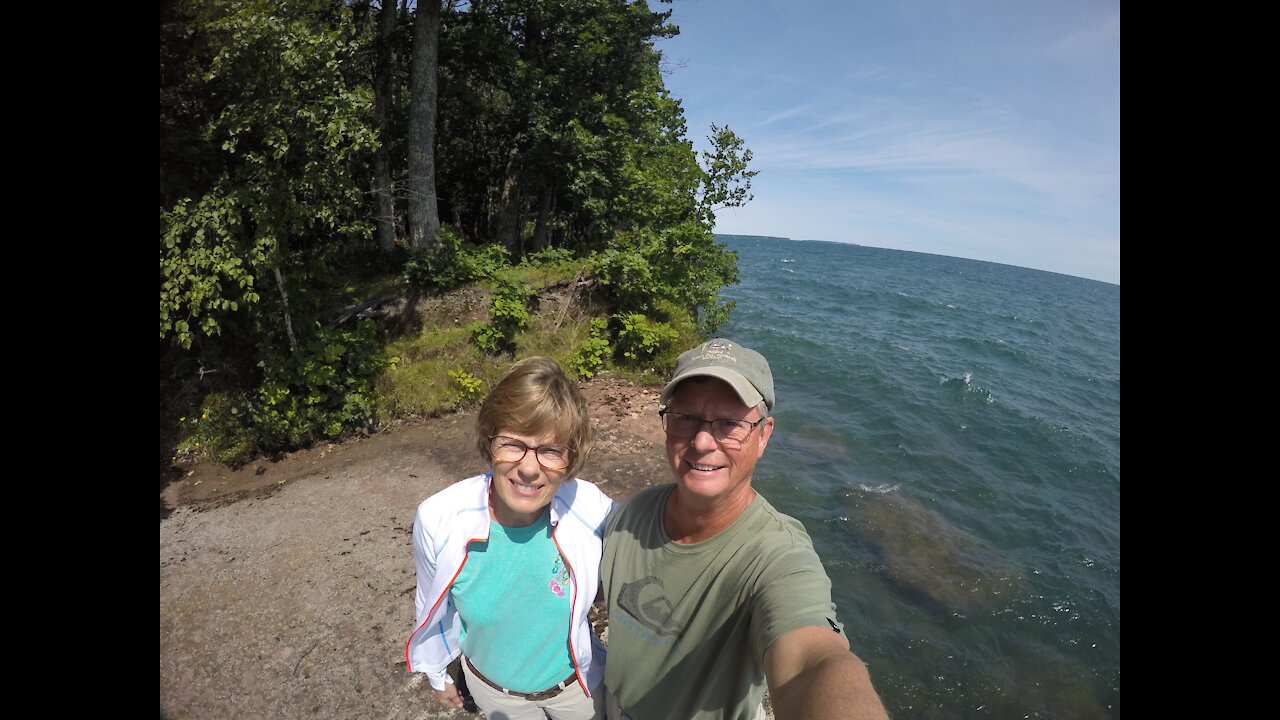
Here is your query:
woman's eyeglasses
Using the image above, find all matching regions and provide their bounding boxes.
[488,436,574,470]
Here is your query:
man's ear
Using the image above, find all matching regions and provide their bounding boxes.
[755,417,774,458]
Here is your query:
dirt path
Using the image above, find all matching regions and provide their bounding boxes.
[160,376,667,720]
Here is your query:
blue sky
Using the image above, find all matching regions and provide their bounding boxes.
[656,0,1120,285]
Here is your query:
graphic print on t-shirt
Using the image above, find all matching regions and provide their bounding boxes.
[549,555,570,598]
[617,576,682,636]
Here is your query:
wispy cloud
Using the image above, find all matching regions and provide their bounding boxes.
[661,0,1119,284]
[1047,12,1121,60]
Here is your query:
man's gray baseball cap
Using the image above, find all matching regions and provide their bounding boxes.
[659,338,775,411]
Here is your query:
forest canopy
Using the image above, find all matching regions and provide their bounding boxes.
[160,0,757,463]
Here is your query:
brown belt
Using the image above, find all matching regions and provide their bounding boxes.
[464,655,579,702]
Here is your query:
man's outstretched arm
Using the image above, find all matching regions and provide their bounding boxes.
[763,625,890,720]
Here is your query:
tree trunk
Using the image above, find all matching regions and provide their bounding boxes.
[373,0,399,252]
[407,0,440,251]
[533,186,554,251]
[493,155,521,252]
[273,266,298,353]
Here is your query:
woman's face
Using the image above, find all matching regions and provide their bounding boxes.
[487,428,570,527]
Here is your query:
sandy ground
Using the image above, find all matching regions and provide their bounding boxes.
[159,375,669,720]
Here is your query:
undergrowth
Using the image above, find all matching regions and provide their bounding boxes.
[164,236,728,468]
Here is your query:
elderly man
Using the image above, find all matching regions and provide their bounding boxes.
[601,338,888,720]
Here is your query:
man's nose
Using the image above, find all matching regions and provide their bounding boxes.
[690,422,719,451]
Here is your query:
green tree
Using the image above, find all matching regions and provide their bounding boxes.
[161,0,391,460]
[698,122,758,227]
[161,0,756,461]
[160,0,377,351]
[431,0,679,254]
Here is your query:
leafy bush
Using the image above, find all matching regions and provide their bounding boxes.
[404,226,510,290]
[470,277,535,354]
[448,368,484,407]
[468,321,505,354]
[568,317,611,378]
[614,312,679,364]
[170,319,391,464]
[519,246,577,268]
[160,195,264,350]
[587,224,738,338]
[175,393,255,466]
[248,319,391,452]
[589,233,657,314]
[647,298,702,368]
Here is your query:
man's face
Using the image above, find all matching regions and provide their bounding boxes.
[664,377,773,504]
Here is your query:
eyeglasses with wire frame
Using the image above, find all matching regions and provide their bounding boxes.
[488,435,575,471]
[658,409,768,447]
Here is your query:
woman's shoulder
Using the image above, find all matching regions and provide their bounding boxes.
[565,477,615,503]
[417,473,490,515]
[553,478,616,528]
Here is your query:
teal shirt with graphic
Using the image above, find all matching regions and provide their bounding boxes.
[452,513,575,692]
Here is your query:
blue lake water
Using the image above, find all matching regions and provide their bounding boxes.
[716,235,1119,719]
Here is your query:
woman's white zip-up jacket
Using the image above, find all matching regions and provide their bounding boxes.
[404,472,616,696]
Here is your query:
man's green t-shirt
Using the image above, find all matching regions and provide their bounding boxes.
[602,484,848,720]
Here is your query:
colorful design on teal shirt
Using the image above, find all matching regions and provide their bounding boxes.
[549,556,571,598]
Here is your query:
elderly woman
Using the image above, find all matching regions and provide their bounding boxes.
[405,357,616,719]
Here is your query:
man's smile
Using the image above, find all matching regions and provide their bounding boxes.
[686,460,725,472]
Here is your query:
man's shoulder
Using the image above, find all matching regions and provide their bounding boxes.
[617,483,672,512]
[751,492,812,531]
[605,484,672,533]
[736,492,822,558]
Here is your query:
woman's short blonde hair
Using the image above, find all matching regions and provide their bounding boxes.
[475,356,594,479]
